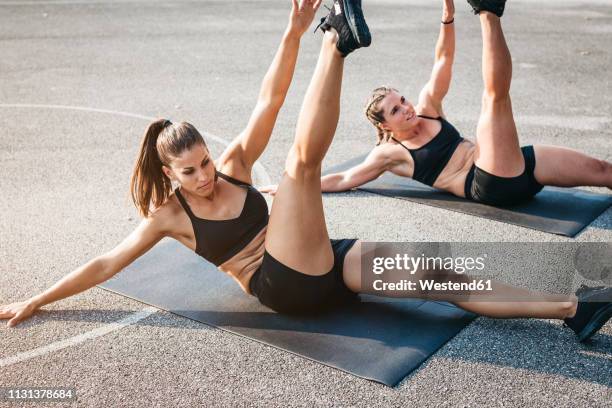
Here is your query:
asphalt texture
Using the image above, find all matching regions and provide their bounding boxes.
[1,0,611,407]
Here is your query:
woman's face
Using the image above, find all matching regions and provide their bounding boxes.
[377,90,418,134]
[164,143,216,197]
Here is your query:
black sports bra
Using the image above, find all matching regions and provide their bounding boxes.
[174,171,269,266]
[391,115,464,186]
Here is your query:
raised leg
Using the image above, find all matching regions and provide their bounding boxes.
[264,31,344,275]
[533,145,612,189]
[473,12,525,177]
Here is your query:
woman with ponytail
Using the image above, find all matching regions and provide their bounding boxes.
[2,0,610,344]
[263,0,612,207]
[1,0,334,319]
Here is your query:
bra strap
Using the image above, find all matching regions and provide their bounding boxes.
[174,188,197,220]
[390,136,412,153]
[417,114,441,121]
[216,171,252,187]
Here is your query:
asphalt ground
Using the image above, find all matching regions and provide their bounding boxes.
[1,0,611,406]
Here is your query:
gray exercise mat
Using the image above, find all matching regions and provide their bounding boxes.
[98,239,476,387]
[325,155,612,237]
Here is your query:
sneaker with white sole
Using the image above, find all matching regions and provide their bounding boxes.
[564,285,612,342]
[315,0,371,57]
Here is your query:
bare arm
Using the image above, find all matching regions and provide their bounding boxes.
[259,146,412,195]
[417,0,455,117]
[218,0,321,183]
[0,214,168,327]
[322,148,394,192]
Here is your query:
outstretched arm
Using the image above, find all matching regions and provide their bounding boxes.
[218,0,322,183]
[417,0,455,117]
[260,146,410,195]
[321,157,386,192]
[322,146,413,191]
[0,214,168,327]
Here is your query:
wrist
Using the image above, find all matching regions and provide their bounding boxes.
[284,26,302,41]
[28,295,44,309]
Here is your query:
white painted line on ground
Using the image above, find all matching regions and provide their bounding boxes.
[0,306,158,368]
[0,103,272,185]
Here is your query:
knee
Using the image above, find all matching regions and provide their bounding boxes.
[284,146,322,180]
[588,158,611,180]
[481,89,511,107]
[596,159,612,176]
[596,159,612,187]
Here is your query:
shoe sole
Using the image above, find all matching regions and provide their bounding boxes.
[577,302,612,342]
[342,0,371,47]
[467,0,506,17]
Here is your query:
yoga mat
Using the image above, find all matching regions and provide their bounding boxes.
[98,239,476,387]
[325,155,612,237]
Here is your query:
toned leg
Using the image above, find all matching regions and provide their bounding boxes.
[453,281,577,319]
[533,145,612,189]
[341,241,578,319]
[473,12,524,177]
[265,31,344,275]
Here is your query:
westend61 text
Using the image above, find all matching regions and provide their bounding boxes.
[372,279,493,292]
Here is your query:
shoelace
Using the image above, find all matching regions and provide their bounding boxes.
[313,4,333,33]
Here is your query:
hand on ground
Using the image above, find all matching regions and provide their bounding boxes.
[0,300,38,328]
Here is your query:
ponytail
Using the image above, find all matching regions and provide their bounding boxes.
[130,119,172,218]
[375,127,390,146]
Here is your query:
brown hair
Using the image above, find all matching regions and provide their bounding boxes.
[364,86,397,145]
[130,119,207,218]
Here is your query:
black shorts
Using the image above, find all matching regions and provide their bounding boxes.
[464,145,544,206]
[249,239,359,315]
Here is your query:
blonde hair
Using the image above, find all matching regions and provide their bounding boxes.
[364,86,397,145]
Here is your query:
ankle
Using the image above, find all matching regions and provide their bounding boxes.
[479,10,501,21]
[323,29,338,45]
[323,30,343,58]
[564,297,579,319]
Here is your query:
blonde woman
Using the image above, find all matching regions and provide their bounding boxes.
[264,0,612,207]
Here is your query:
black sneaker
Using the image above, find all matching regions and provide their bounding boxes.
[564,285,612,342]
[315,0,371,57]
[467,0,506,17]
